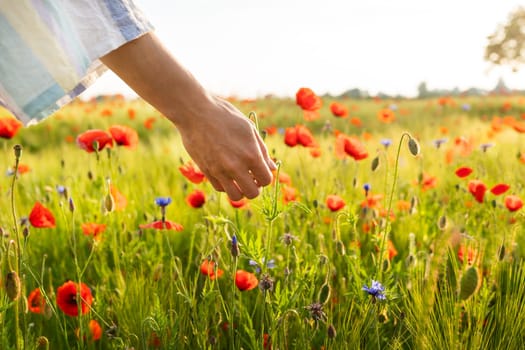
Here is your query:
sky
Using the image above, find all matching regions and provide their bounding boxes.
[83,0,525,99]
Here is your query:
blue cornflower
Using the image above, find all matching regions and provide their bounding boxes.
[480,143,494,153]
[249,258,276,274]
[380,138,392,148]
[362,280,386,300]
[461,103,471,111]
[231,234,240,257]
[155,197,172,207]
[363,183,371,196]
[432,138,448,149]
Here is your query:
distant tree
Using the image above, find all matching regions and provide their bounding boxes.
[485,7,525,72]
[417,82,428,98]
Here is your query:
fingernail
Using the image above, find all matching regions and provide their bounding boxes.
[269,159,277,170]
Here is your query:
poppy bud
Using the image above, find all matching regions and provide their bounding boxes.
[152,264,163,282]
[327,324,337,339]
[69,198,75,213]
[13,144,22,159]
[498,244,505,261]
[371,156,380,171]
[408,137,420,156]
[459,266,479,300]
[5,270,21,301]
[335,240,346,256]
[102,193,115,214]
[437,215,448,231]
[23,226,30,239]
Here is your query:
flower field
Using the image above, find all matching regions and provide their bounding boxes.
[1,90,525,349]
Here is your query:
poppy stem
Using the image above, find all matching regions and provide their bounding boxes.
[9,144,23,350]
[376,132,411,280]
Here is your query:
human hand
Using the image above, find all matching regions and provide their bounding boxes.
[177,96,276,201]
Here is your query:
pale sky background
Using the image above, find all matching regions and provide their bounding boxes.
[84,0,525,99]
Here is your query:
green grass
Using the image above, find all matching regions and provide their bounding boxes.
[1,94,525,349]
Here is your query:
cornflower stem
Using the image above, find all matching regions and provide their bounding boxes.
[10,145,22,350]
[376,132,410,281]
[230,255,238,350]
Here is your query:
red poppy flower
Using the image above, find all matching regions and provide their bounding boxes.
[330,102,348,117]
[361,194,383,209]
[277,171,292,186]
[282,184,298,204]
[88,320,102,341]
[335,134,368,161]
[296,125,316,147]
[28,288,45,314]
[420,173,437,191]
[309,147,322,158]
[144,116,156,129]
[350,117,362,127]
[284,127,298,147]
[76,319,102,342]
[504,195,523,212]
[200,259,224,279]
[139,220,184,231]
[490,183,510,195]
[326,195,345,212]
[455,167,473,178]
[377,109,395,123]
[12,163,31,175]
[179,162,206,184]
[76,130,113,153]
[110,185,127,211]
[56,281,93,316]
[128,108,136,120]
[264,125,277,136]
[235,270,258,291]
[108,125,139,149]
[0,117,22,139]
[296,87,322,111]
[186,189,206,208]
[229,197,248,209]
[81,223,106,240]
[284,125,316,148]
[29,202,56,228]
[468,180,487,203]
[458,245,476,264]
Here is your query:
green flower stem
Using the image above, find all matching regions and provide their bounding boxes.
[376,132,411,281]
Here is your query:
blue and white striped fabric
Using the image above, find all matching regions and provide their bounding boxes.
[0,0,153,125]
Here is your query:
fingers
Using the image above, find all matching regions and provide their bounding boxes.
[220,179,244,201]
[255,130,277,171]
[206,174,224,192]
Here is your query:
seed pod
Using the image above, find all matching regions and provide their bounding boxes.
[5,271,21,301]
[327,324,337,339]
[459,266,479,300]
[437,215,448,230]
[408,137,420,156]
[371,156,380,171]
[498,244,505,261]
[152,264,163,282]
[13,144,22,159]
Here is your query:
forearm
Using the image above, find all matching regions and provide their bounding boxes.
[100,32,212,128]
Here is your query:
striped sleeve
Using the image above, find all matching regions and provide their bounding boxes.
[0,0,153,125]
